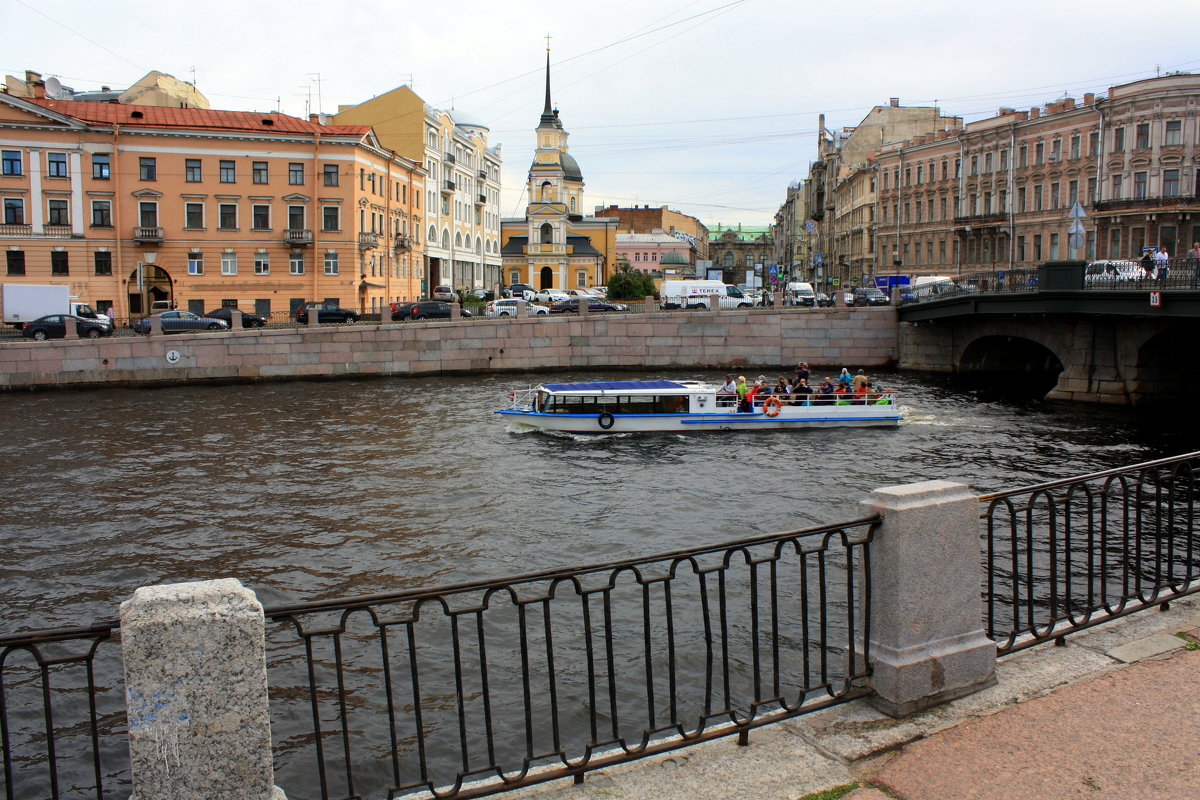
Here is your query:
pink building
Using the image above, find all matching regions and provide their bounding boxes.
[616,231,693,274]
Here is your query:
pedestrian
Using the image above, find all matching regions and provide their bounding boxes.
[1141,250,1154,279]
[1155,246,1170,284]
[1188,242,1200,288]
[105,305,116,322]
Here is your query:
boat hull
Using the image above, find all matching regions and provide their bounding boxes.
[495,405,901,434]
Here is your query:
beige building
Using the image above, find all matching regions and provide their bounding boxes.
[0,85,424,318]
[334,86,503,292]
[5,69,210,109]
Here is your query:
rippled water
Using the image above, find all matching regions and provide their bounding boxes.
[0,369,1192,631]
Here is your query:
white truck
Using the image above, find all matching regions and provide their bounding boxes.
[785,281,817,306]
[2,284,105,327]
[659,280,754,310]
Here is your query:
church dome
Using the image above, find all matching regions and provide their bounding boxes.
[561,152,583,181]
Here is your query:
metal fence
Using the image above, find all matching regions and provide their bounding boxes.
[981,451,1200,655]
[263,518,877,800]
[0,622,127,800]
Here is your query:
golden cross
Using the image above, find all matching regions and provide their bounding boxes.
[545,33,552,53]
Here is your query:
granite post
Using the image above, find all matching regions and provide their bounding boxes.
[578,296,589,315]
[149,314,162,335]
[307,307,319,327]
[63,316,78,339]
[120,579,285,800]
[229,308,244,329]
[861,481,997,717]
[643,295,655,315]
[516,299,527,318]
[450,301,461,320]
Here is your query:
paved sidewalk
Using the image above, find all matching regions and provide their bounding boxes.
[514,593,1200,800]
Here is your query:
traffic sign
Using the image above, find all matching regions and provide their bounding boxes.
[1067,219,1085,235]
[1068,233,1084,249]
[1069,201,1087,219]
[1150,291,1161,307]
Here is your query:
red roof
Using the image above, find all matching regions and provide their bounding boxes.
[26,98,372,136]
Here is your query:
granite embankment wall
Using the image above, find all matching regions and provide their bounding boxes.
[0,308,898,391]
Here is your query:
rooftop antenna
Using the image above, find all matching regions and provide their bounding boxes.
[295,85,312,118]
[307,72,324,115]
[189,65,197,88]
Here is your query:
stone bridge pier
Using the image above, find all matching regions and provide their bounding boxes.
[898,315,1199,406]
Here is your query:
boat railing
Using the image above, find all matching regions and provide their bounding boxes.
[738,390,900,409]
[505,386,541,409]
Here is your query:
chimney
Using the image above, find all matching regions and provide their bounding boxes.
[1030,107,1040,119]
[1045,102,1056,114]
[1017,111,1029,121]
[1062,97,1076,110]
[309,113,319,124]
[889,97,900,107]
[1083,92,1095,104]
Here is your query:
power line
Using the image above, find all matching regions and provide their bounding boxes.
[11,0,147,74]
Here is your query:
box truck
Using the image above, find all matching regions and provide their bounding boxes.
[2,284,104,327]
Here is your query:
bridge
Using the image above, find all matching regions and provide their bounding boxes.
[896,260,1200,406]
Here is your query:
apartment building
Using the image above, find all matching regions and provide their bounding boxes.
[593,204,709,261]
[0,89,425,318]
[334,85,503,292]
[616,231,694,274]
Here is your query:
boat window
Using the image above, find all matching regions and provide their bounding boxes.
[546,394,671,414]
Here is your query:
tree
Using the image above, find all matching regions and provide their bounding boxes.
[606,263,657,301]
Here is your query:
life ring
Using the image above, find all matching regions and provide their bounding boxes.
[763,396,782,417]
[598,411,615,430]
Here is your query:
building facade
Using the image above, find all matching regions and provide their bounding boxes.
[706,224,773,285]
[333,85,503,294]
[615,231,694,275]
[0,90,424,318]
[593,204,709,261]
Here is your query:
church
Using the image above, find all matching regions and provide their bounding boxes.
[500,53,617,290]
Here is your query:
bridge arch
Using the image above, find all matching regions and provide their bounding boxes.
[1132,322,1200,407]
[958,334,1064,398]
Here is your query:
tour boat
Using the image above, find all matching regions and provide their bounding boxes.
[495,380,902,434]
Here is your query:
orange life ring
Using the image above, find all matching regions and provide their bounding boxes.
[764,396,782,417]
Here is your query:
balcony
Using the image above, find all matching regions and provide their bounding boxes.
[444,152,456,164]
[1092,194,1198,213]
[0,223,32,237]
[478,169,487,180]
[134,226,163,242]
[358,232,381,250]
[953,212,1008,232]
[284,228,313,246]
[441,180,456,194]
[43,224,73,238]
[393,236,412,252]
[476,194,487,205]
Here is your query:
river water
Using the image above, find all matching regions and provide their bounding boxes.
[0,368,1193,632]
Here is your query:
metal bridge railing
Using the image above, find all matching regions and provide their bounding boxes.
[263,518,877,800]
[980,451,1200,655]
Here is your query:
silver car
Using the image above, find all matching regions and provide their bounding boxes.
[486,299,550,317]
[133,310,229,334]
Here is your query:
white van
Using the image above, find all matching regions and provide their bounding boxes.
[911,276,955,300]
[660,280,754,310]
[785,282,816,307]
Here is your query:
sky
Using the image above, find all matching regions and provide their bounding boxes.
[5,0,1200,229]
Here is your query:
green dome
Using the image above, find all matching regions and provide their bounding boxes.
[660,252,689,265]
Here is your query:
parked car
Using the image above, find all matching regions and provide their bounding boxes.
[853,287,891,307]
[295,303,360,324]
[1085,260,1146,284]
[431,284,457,301]
[466,288,497,302]
[485,299,550,317]
[203,307,267,328]
[133,310,229,334]
[532,289,571,303]
[508,283,536,299]
[815,292,835,307]
[391,301,472,321]
[548,298,630,313]
[22,314,114,340]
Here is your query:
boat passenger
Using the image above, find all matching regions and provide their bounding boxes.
[838,368,853,389]
[744,378,764,412]
[735,376,749,412]
[717,374,737,407]
[851,370,869,392]
[817,377,835,406]
[794,378,813,405]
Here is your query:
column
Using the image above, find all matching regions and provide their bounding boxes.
[120,579,285,800]
[861,480,997,717]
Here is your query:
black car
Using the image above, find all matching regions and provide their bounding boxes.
[815,292,835,307]
[204,307,267,328]
[132,310,229,334]
[508,283,536,299]
[295,303,360,324]
[22,314,114,341]
[853,287,891,307]
[548,298,630,313]
[391,301,473,321]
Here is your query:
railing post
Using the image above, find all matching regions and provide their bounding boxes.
[643,295,655,315]
[120,578,285,800]
[450,301,462,320]
[860,480,996,717]
[229,308,244,329]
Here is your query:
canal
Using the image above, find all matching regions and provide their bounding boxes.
[0,368,1193,631]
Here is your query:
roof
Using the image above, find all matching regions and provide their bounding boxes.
[542,380,687,392]
[710,225,772,242]
[561,152,583,181]
[617,232,684,244]
[24,99,372,136]
[501,235,603,258]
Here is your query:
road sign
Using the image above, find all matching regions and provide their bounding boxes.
[815,253,824,265]
[1068,219,1085,235]
[1150,291,1161,307]
[831,278,840,287]
[1069,201,1087,219]
[1069,233,1084,249]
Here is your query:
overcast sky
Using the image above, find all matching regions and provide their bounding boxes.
[6,0,1199,228]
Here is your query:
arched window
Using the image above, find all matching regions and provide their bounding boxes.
[540,181,553,202]
[569,197,576,213]
[540,223,553,244]
[442,229,450,249]
[475,236,482,253]
[428,225,437,244]
[455,232,462,247]
[723,252,734,267]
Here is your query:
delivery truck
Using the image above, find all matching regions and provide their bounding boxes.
[2,284,104,327]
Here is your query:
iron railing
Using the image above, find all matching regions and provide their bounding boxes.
[981,451,1200,655]
[0,621,127,800]
[264,518,878,800]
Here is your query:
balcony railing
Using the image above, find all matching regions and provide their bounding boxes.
[478,169,487,180]
[393,236,412,252]
[43,224,73,237]
[953,212,1008,227]
[441,180,456,194]
[357,232,380,249]
[0,223,32,237]
[444,152,455,164]
[133,226,163,242]
[476,193,487,205]
[1092,194,1199,213]
[283,228,312,245]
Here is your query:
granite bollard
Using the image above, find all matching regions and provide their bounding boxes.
[306,306,319,327]
[861,480,997,717]
[450,301,462,320]
[120,578,285,800]
[516,299,527,318]
[229,308,243,329]
[149,314,162,335]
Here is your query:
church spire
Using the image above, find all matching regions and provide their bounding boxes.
[539,39,560,129]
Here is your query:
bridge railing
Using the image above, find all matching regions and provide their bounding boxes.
[980,451,1200,655]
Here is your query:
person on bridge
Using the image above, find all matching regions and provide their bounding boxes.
[1155,246,1170,283]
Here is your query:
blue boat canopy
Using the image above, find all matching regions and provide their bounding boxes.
[541,380,688,392]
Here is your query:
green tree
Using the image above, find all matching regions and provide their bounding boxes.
[606,263,657,301]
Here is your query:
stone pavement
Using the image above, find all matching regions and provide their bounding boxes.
[512,593,1200,800]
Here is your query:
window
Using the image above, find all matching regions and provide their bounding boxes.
[287,206,304,229]
[185,159,202,182]
[1114,127,1125,152]
[1089,132,1099,156]
[1033,234,1042,261]
[220,160,236,183]
[254,254,269,275]
[91,200,112,227]
[1050,182,1060,209]
[323,251,339,275]
[1051,139,1062,160]
[252,204,270,230]
[187,254,203,275]
[1068,180,1078,206]
[1112,174,1123,200]
[138,201,157,227]
[51,251,68,275]
[1163,169,1180,198]
[1087,177,1097,204]
[94,252,112,276]
[139,157,156,180]
[1134,171,1148,199]
[984,153,992,173]
[1017,236,1026,262]
[1109,228,1122,259]
[219,203,237,229]
[252,161,268,184]
[289,253,304,275]
[1018,187,1026,213]
[47,199,69,225]
[47,152,68,178]
[1033,184,1043,211]
[1070,136,1080,160]
[288,163,304,184]
[323,164,338,186]
[185,202,204,228]
[221,253,237,275]
[1050,233,1060,260]
[2,150,22,175]
[1035,142,1044,165]
[6,250,25,275]
[322,206,339,231]
[92,153,109,179]
[4,198,25,224]
[916,165,923,184]
[1165,120,1182,146]
[1132,123,1150,149]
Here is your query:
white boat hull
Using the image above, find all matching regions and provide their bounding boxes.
[495,403,901,434]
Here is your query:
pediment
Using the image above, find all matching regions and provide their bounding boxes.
[282,193,310,202]
[0,95,88,128]
[131,188,163,198]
